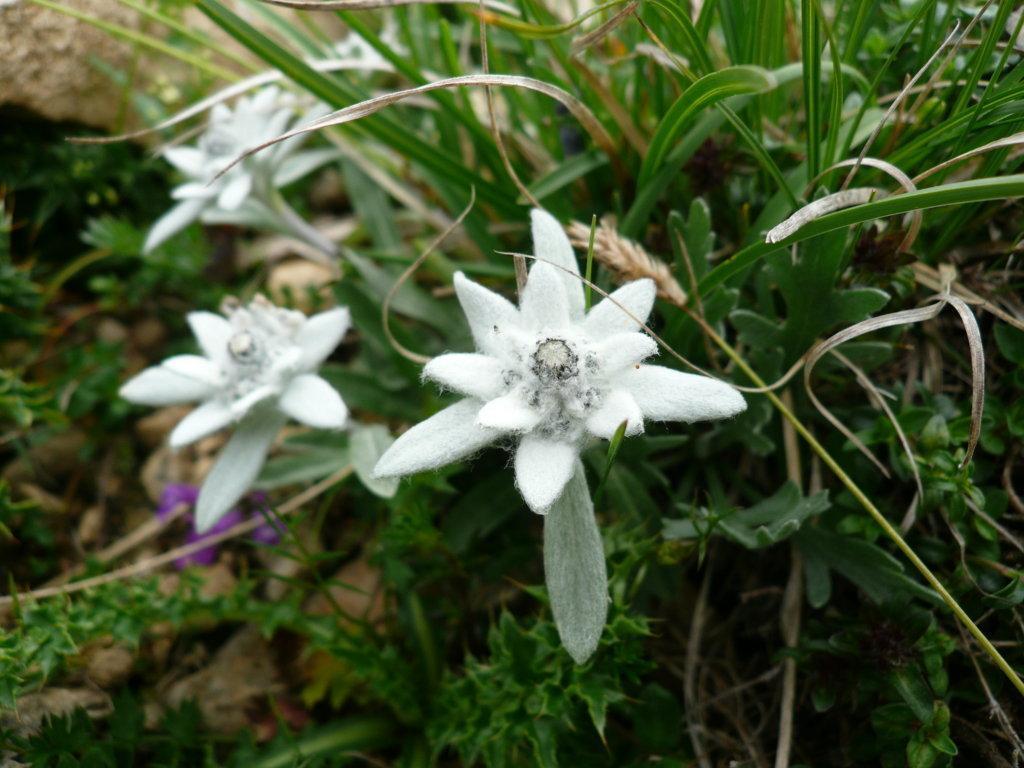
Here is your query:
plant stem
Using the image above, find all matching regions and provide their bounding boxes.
[695,316,1024,698]
[267,188,339,263]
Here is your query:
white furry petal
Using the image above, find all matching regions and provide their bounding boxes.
[187,312,233,365]
[169,400,233,448]
[593,333,658,373]
[143,197,206,254]
[278,374,348,429]
[453,272,521,356]
[586,389,644,439]
[374,399,502,478]
[162,355,221,385]
[619,365,746,423]
[119,366,214,406]
[163,146,206,176]
[583,279,657,337]
[530,209,584,321]
[423,353,506,400]
[514,435,577,513]
[216,173,253,211]
[295,307,350,370]
[477,392,542,432]
[520,262,571,331]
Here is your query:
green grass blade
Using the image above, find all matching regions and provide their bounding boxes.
[241,0,328,57]
[818,0,844,170]
[699,174,1024,294]
[623,63,806,235]
[646,0,714,75]
[839,0,938,159]
[638,65,777,188]
[801,0,821,179]
[527,150,608,203]
[336,11,502,176]
[195,0,515,215]
[113,0,258,73]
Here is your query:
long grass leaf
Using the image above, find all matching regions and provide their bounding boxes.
[70,58,395,145]
[195,0,515,213]
[261,0,518,11]
[114,0,258,73]
[638,65,777,188]
[645,0,714,74]
[700,174,1024,293]
[215,74,618,182]
[801,0,821,179]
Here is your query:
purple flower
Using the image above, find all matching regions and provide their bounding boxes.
[156,483,199,522]
[177,509,245,568]
[246,491,284,546]
[155,483,284,568]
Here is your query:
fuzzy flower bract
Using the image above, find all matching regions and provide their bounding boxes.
[374,209,746,512]
[144,86,335,253]
[121,295,350,532]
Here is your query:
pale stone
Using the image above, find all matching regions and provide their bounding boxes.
[267,258,337,312]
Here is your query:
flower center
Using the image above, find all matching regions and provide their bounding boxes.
[217,299,305,408]
[200,128,238,161]
[228,331,261,365]
[511,336,605,442]
[531,338,579,384]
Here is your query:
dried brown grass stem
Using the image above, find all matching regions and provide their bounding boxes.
[565,217,688,306]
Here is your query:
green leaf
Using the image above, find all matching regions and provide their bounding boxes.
[731,228,890,361]
[671,198,715,282]
[340,160,400,251]
[982,575,1024,609]
[891,667,934,722]
[907,737,939,768]
[994,324,1024,366]
[592,418,628,506]
[194,0,512,215]
[527,150,608,203]
[621,62,807,236]
[639,66,777,187]
[631,684,683,751]
[663,482,830,549]
[544,460,607,664]
[801,0,822,178]
[919,415,951,451]
[700,174,1024,295]
[251,718,396,768]
[796,527,941,606]
[803,547,832,608]
[645,0,714,74]
[811,684,836,712]
[256,432,349,489]
[577,674,624,741]
[350,424,399,499]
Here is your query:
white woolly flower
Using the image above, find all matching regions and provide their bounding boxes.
[375,209,747,513]
[121,295,350,532]
[145,86,334,254]
[332,21,406,67]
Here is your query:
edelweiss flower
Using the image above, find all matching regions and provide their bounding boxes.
[374,210,746,512]
[121,295,350,531]
[332,20,407,67]
[145,86,334,253]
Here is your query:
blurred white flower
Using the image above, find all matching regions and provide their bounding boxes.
[375,209,747,513]
[145,86,336,254]
[332,19,407,67]
[121,294,350,531]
